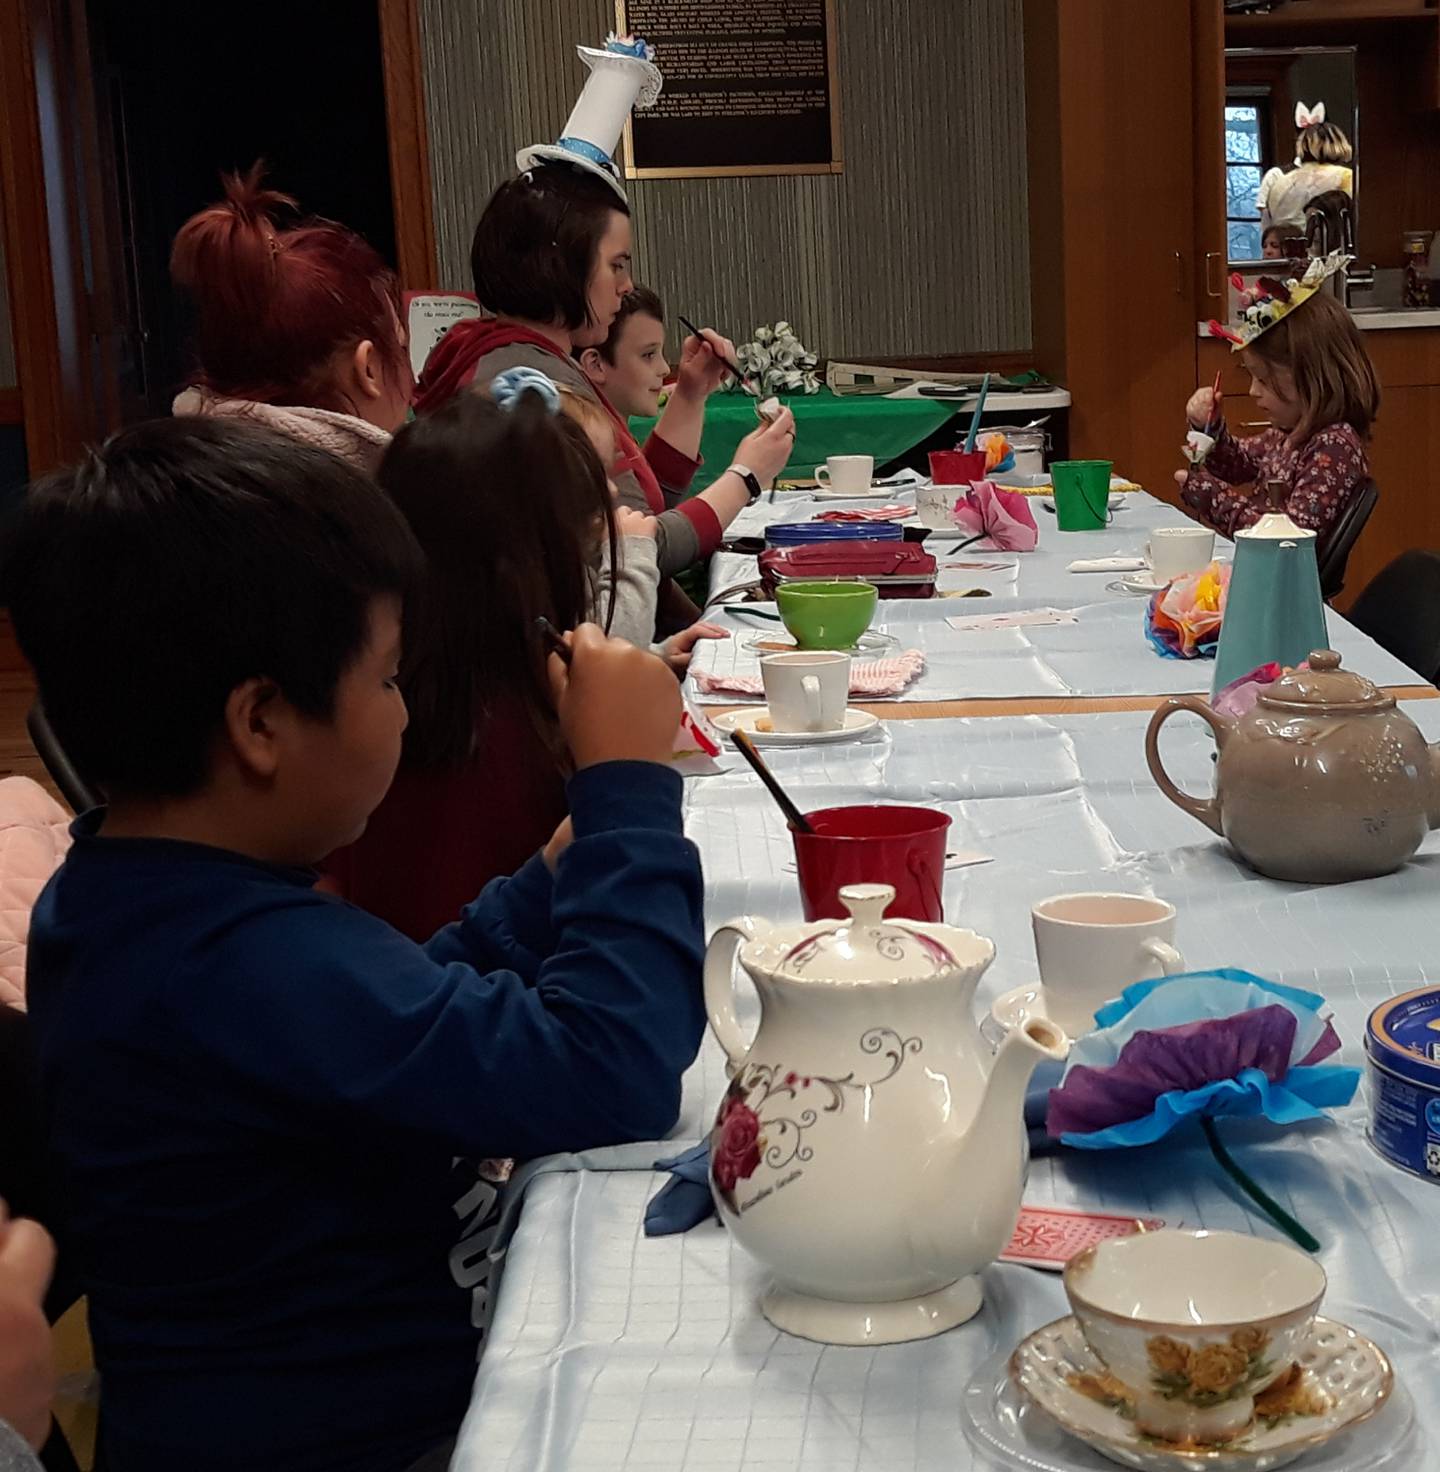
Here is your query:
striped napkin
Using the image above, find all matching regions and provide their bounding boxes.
[693,650,926,698]
[812,505,913,522]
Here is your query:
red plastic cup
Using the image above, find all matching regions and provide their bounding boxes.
[792,805,952,922]
[928,449,988,486]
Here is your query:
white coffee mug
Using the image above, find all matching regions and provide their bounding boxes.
[760,651,851,733]
[915,482,957,529]
[1147,526,1215,583]
[1031,892,1185,1036]
[814,455,874,496]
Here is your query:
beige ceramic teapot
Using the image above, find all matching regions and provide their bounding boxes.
[1145,650,1440,883]
[704,882,1068,1347]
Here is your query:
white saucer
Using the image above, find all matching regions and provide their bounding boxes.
[1004,1315,1399,1472]
[740,630,899,654]
[1042,493,1125,512]
[713,707,881,745]
[811,486,912,501]
[1118,570,1168,594]
[991,982,1051,1032]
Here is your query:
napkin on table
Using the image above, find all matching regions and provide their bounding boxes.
[692,650,926,699]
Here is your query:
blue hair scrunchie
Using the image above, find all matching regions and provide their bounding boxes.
[490,367,561,415]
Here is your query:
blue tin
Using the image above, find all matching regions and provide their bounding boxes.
[1365,988,1440,1182]
[764,521,904,549]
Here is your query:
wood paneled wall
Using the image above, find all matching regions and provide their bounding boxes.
[418,0,1031,357]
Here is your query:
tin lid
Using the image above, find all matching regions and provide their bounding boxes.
[1366,988,1440,1089]
[765,522,905,546]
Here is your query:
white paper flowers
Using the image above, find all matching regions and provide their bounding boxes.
[732,322,821,397]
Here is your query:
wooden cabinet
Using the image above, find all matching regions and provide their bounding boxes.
[1022,0,1223,498]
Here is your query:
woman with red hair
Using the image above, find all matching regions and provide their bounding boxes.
[170,165,413,470]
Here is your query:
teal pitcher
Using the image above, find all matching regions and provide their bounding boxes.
[1211,484,1329,695]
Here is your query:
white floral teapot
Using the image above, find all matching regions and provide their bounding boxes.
[705,882,1068,1346]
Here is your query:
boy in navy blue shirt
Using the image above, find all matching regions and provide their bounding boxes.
[6,419,706,1472]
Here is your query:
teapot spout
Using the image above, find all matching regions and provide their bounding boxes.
[969,1017,1070,1157]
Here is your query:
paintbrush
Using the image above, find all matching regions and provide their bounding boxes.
[730,730,815,834]
[535,616,572,666]
[963,373,992,454]
[678,314,750,389]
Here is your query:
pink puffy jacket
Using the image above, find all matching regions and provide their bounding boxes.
[0,777,72,1009]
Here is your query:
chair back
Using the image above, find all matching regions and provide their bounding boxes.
[1318,477,1378,603]
[26,701,100,815]
[1346,549,1440,686]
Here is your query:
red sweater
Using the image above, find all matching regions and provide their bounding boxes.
[323,692,567,941]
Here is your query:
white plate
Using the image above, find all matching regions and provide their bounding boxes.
[740,630,899,654]
[811,486,913,502]
[1042,493,1125,512]
[1004,1315,1398,1472]
[712,707,881,745]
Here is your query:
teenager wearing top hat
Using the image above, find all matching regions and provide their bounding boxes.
[413,35,795,610]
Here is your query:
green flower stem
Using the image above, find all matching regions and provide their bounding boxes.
[1201,1117,1321,1254]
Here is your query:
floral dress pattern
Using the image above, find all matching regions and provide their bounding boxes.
[1180,420,1368,555]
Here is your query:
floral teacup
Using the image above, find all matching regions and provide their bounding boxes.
[1062,1228,1327,1444]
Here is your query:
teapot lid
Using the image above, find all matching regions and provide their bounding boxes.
[776,884,961,983]
[1236,481,1315,542]
[1256,650,1396,714]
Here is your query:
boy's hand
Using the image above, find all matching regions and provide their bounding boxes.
[0,1212,56,1449]
[1185,387,1219,429]
[659,621,728,674]
[547,624,681,769]
[542,817,574,872]
[615,506,658,541]
[673,328,736,401]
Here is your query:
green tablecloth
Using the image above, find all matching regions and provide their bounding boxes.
[630,387,959,494]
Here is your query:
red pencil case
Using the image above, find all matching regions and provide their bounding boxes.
[758,540,938,599]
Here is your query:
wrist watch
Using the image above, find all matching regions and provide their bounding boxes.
[728,463,764,504]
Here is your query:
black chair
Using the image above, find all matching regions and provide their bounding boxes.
[1317,477,1378,603]
[25,702,100,815]
[1345,549,1440,686]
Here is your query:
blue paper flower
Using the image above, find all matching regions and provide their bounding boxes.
[1046,970,1360,1250]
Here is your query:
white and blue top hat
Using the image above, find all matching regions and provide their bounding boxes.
[515,34,663,202]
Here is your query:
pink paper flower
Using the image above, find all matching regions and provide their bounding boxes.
[950,479,1039,552]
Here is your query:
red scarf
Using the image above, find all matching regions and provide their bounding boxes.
[413,318,663,512]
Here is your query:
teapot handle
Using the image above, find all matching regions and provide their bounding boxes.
[1144,696,1227,837]
[704,918,769,1072]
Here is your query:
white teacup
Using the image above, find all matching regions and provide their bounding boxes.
[760,651,851,733]
[1064,1229,1327,1445]
[1031,892,1184,1036]
[915,483,957,529]
[814,455,874,496]
[1148,526,1215,583]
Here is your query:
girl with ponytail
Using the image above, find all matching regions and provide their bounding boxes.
[170,164,412,470]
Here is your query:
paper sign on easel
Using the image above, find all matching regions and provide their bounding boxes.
[404,292,482,381]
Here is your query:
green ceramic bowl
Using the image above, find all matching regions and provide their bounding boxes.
[775,581,879,650]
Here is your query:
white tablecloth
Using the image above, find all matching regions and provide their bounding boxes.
[694,492,1422,703]
[453,707,1440,1470]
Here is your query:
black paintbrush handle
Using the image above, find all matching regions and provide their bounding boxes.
[534,616,572,666]
[730,730,815,834]
[678,314,748,386]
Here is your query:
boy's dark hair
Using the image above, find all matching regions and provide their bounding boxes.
[378,387,616,770]
[470,165,629,332]
[595,285,665,364]
[2,417,422,799]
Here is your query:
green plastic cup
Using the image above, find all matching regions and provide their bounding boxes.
[1050,460,1112,531]
[775,581,878,650]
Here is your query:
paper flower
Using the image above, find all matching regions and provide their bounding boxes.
[1146,560,1229,659]
[730,322,823,397]
[951,479,1039,552]
[979,432,1016,475]
[1047,970,1359,1249]
[1212,660,1311,719]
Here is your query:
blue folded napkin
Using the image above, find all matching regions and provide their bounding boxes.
[644,1061,1066,1236]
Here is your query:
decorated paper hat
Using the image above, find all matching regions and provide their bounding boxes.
[1207,250,1349,352]
[515,33,663,202]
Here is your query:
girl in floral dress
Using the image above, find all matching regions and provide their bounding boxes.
[1178,287,1379,555]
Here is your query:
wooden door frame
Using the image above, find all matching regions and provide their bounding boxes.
[0,0,68,473]
[378,0,438,290]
